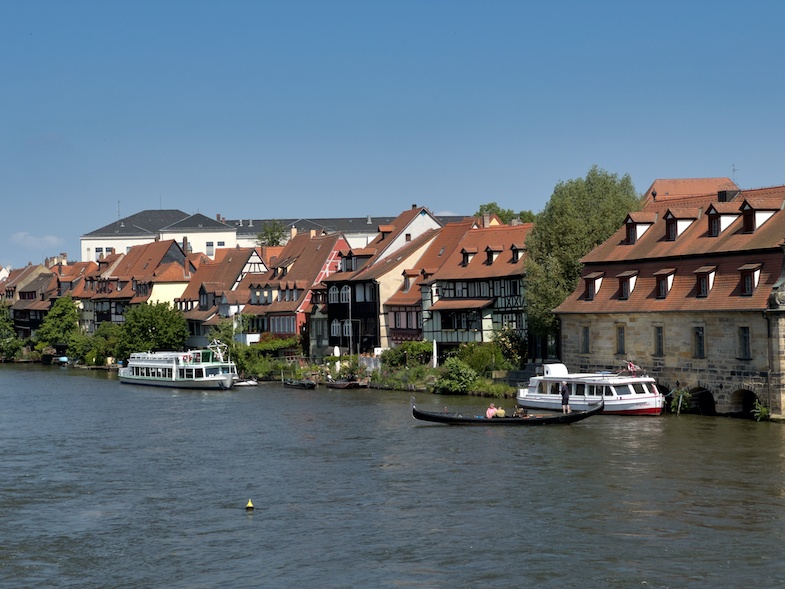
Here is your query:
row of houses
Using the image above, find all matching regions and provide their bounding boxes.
[8,176,785,416]
[1,204,533,364]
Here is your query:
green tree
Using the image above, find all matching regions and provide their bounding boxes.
[524,166,641,335]
[256,220,288,246]
[0,305,21,360]
[475,202,536,225]
[34,295,80,351]
[116,302,188,361]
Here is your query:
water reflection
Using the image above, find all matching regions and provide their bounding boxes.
[2,365,785,588]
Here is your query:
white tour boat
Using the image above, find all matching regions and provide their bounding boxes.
[119,340,237,390]
[517,362,664,416]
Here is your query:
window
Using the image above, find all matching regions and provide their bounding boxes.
[738,326,751,359]
[405,233,411,242]
[206,241,215,256]
[331,319,340,336]
[342,320,351,337]
[742,209,755,233]
[694,266,715,298]
[217,241,225,247]
[328,286,339,303]
[708,215,720,237]
[693,326,705,358]
[616,324,625,355]
[666,219,677,241]
[340,285,351,303]
[738,263,761,296]
[625,223,636,244]
[654,269,675,299]
[583,272,604,301]
[654,325,664,357]
[581,326,590,354]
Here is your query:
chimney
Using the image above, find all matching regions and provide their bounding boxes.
[290,226,298,239]
[412,203,417,209]
[310,229,317,238]
[182,236,188,253]
[216,213,221,221]
[367,215,372,224]
[483,213,490,227]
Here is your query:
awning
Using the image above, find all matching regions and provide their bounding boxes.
[429,298,493,311]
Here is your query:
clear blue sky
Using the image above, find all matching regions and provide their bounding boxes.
[3,1,785,269]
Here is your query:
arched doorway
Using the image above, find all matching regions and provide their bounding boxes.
[726,389,758,418]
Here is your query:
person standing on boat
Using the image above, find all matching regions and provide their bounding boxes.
[560,381,571,413]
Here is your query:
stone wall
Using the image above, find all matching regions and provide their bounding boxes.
[560,310,782,414]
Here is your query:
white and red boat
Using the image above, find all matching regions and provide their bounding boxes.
[516,362,664,416]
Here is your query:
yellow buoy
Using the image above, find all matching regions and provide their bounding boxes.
[245,499,254,510]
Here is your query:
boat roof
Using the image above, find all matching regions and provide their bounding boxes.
[533,372,656,383]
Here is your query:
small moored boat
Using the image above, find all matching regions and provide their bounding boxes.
[411,398,603,426]
[325,378,368,389]
[517,362,664,416]
[283,378,317,389]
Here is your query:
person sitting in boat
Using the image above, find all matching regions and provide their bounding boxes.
[486,403,497,418]
[560,381,571,414]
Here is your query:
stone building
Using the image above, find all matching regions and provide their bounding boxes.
[555,178,785,415]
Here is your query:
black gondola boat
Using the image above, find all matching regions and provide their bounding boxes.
[411,398,603,426]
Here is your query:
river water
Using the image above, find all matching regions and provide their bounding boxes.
[2,364,785,588]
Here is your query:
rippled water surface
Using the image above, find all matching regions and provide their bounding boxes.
[2,364,785,588]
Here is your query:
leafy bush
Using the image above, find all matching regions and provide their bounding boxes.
[435,357,477,394]
[380,341,433,368]
[468,377,517,398]
[454,341,512,377]
[670,388,692,414]
[752,399,771,422]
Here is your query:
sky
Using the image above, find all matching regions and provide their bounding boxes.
[3,1,785,270]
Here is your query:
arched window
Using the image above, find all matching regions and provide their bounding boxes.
[343,320,351,336]
[328,286,339,303]
[331,319,341,336]
[340,285,351,303]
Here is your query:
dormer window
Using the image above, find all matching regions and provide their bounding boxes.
[461,247,477,266]
[485,246,502,265]
[654,268,676,299]
[705,203,740,237]
[616,270,637,300]
[738,263,762,295]
[510,244,524,263]
[583,271,604,301]
[693,265,716,298]
[740,199,777,233]
[663,209,698,241]
[624,212,656,245]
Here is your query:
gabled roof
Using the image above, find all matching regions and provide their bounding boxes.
[583,184,785,264]
[385,220,477,307]
[424,223,533,282]
[82,209,189,237]
[641,178,738,204]
[109,240,186,281]
[558,179,785,316]
[178,247,262,301]
[161,212,234,232]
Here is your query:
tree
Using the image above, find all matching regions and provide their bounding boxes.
[116,302,188,360]
[256,220,288,246]
[474,202,536,225]
[524,166,642,335]
[34,295,80,351]
[0,305,21,360]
